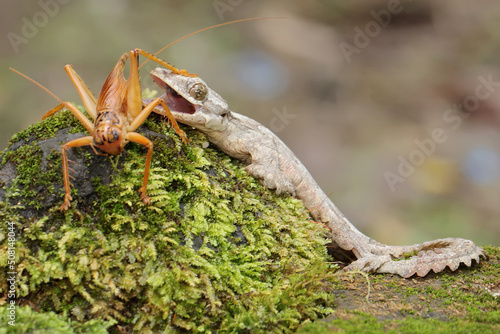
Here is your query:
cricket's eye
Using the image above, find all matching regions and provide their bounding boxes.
[189,83,208,101]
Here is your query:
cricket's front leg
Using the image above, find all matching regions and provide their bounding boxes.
[126,132,153,205]
[151,99,188,144]
[128,97,188,144]
[59,136,94,211]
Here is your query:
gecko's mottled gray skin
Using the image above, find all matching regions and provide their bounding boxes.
[148,67,485,278]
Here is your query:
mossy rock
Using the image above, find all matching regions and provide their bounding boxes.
[0,110,336,333]
[1,108,498,333]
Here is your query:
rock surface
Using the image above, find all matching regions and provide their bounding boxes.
[0,111,335,333]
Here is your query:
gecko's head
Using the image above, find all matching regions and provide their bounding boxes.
[149,67,230,131]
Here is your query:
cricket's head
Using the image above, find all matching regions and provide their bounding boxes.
[149,67,230,132]
[93,111,126,155]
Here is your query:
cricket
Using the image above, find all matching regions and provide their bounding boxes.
[10,18,274,211]
[10,50,190,211]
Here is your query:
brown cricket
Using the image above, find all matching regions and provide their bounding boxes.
[10,50,192,210]
[9,18,284,211]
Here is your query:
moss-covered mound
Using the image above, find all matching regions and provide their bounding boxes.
[0,110,336,333]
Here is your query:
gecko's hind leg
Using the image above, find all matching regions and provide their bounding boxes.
[344,238,485,278]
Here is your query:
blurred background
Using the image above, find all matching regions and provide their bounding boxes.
[1,0,499,246]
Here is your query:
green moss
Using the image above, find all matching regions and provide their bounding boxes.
[6,109,87,146]
[298,313,498,334]
[0,110,336,333]
[0,305,112,334]
[2,144,57,209]
[299,246,500,333]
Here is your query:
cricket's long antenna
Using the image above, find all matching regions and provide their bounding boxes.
[9,67,63,103]
[138,16,286,70]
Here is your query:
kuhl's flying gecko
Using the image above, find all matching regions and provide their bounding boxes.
[148,67,485,278]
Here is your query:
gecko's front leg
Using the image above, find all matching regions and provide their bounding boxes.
[239,123,296,196]
[245,162,295,195]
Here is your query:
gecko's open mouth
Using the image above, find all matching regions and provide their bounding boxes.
[151,74,197,114]
[149,67,230,129]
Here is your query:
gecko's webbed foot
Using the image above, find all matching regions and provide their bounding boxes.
[342,238,485,278]
[245,163,295,195]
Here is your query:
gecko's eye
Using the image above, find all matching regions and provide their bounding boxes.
[188,82,208,101]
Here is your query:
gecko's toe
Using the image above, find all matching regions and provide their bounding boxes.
[373,238,485,278]
[341,238,485,278]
